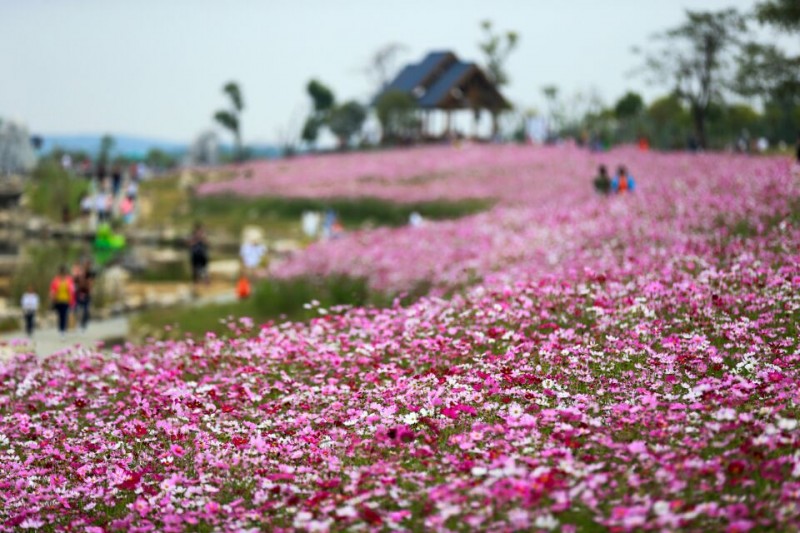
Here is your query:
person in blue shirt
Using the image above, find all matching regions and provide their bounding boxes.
[612,165,636,193]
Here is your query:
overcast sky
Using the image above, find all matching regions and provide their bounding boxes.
[0,0,788,143]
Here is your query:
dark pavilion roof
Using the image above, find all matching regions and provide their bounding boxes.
[374,51,510,111]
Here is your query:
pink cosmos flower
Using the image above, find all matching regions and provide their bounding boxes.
[132,497,150,517]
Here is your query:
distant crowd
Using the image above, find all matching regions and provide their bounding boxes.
[75,162,140,227]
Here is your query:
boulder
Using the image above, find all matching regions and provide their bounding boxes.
[241,225,266,245]
[272,239,302,254]
[208,259,240,281]
[101,266,130,302]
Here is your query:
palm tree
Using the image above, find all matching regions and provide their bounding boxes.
[214,81,244,161]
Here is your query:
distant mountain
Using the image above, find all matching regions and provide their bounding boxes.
[38,134,281,160]
[39,134,187,157]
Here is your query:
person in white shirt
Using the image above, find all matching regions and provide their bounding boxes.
[240,239,266,276]
[21,285,39,337]
[95,190,112,223]
[126,178,139,200]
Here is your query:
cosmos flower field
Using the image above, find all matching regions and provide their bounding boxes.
[2,145,800,531]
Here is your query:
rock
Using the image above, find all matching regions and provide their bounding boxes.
[178,170,196,190]
[208,259,240,281]
[271,239,302,254]
[175,286,192,302]
[160,226,178,242]
[241,225,266,245]
[124,294,144,311]
[0,256,18,276]
[101,266,129,302]
[145,248,183,264]
[25,218,45,233]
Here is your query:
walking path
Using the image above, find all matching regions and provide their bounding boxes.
[0,288,238,360]
[0,316,129,359]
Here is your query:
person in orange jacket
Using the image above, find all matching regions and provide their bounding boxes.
[50,265,75,337]
[236,274,252,300]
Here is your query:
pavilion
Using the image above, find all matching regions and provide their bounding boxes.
[374,51,510,138]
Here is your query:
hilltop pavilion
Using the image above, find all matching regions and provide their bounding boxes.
[374,50,510,138]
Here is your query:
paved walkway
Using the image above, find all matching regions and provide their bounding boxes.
[0,316,129,359]
[0,288,238,360]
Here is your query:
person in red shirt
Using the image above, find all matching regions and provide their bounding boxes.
[50,265,75,337]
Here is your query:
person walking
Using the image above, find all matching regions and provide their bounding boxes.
[189,223,210,285]
[49,266,75,337]
[74,260,95,331]
[20,285,39,337]
[111,164,123,197]
[95,185,112,223]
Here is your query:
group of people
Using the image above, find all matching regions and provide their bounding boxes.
[21,260,96,338]
[301,209,345,241]
[78,164,140,227]
[593,165,636,195]
[188,222,268,300]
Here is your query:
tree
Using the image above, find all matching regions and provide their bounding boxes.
[755,0,800,31]
[364,43,407,92]
[614,92,645,120]
[300,116,325,145]
[223,82,244,113]
[541,85,564,137]
[99,134,114,166]
[302,80,336,147]
[639,9,746,148]
[145,148,176,170]
[478,20,519,136]
[214,81,245,161]
[306,80,335,114]
[612,91,646,143]
[375,90,419,144]
[646,94,692,149]
[328,101,366,149]
[734,0,800,105]
[735,43,800,102]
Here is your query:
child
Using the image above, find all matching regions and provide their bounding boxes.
[236,274,252,300]
[21,285,39,337]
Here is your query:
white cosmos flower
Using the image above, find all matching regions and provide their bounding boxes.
[402,412,419,425]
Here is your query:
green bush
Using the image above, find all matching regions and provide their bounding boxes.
[26,160,90,221]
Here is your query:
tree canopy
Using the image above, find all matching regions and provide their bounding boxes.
[375,90,419,144]
[755,0,800,32]
[639,8,746,148]
[307,80,336,114]
[329,101,367,148]
[614,92,645,120]
[478,20,518,88]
